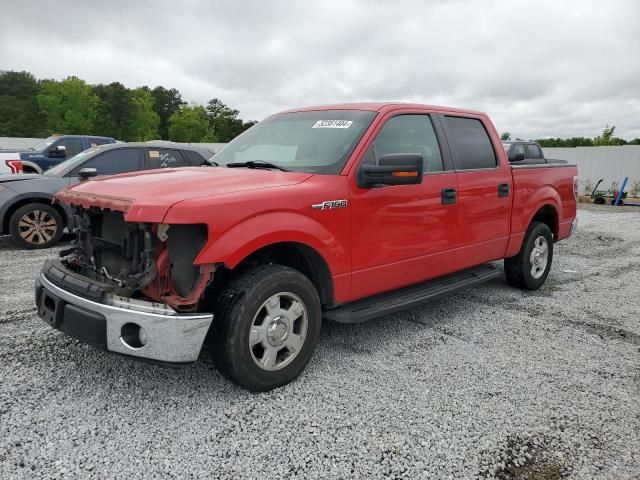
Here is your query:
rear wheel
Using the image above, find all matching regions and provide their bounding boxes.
[504,221,553,290]
[207,265,321,391]
[9,203,64,249]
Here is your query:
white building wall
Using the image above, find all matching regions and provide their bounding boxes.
[0,137,42,150]
[539,146,640,193]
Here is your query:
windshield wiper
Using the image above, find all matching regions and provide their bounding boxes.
[226,160,290,172]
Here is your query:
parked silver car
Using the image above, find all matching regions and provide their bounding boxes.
[0,142,213,248]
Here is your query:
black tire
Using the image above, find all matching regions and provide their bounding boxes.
[9,202,64,249]
[207,265,322,392]
[594,197,605,205]
[504,221,554,290]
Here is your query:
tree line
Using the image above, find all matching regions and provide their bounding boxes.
[0,71,257,142]
[501,125,640,147]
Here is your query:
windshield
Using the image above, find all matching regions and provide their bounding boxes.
[30,136,59,152]
[212,110,377,174]
[43,148,98,176]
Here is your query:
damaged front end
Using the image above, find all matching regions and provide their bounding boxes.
[61,206,214,312]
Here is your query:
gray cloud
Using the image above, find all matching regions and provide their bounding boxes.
[1,0,639,139]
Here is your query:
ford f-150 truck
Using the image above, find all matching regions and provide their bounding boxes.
[35,103,578,391]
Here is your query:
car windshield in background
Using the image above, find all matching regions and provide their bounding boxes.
[30,136,58,152]
[212,110,377,174]
[501,143,510,151]
[43,148,98,176]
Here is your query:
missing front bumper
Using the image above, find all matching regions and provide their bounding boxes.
[36,272,213,364]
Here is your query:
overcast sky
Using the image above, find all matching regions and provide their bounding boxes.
[2,0,639,139]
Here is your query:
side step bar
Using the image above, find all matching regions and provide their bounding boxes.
[324,264,502,324]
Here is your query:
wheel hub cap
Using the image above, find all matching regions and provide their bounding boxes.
[249,292,309,371]
[266,317,289,346]
[529,235,549,279]
[18,210,57,244]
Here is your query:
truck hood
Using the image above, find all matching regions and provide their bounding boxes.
[56,167,312,222]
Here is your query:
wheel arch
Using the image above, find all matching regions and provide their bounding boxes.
[193,212,346,308]
[20,161,44,175]
[529,203,559,238]
[2,195,70,234]
[234,241,335,307]
[506,184,562,258]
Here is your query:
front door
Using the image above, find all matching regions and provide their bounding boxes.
[349,112,458,301]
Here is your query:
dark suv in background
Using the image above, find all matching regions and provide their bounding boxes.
[0,142,213,249]
[501,140,567,165]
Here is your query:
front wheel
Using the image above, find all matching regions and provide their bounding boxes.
[504,221,554,290]
[207,265,322,391]
[9,203,64,249]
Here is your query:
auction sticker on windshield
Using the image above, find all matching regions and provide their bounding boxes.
[312,120,353,128]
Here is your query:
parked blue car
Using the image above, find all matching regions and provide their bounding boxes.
[0,135,116,174]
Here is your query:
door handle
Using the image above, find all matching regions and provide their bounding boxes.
[441,187,457,205]
[498,183,510,198]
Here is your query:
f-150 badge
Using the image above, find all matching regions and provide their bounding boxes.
[312,199,348,210]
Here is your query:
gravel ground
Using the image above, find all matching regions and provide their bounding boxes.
[1,204,639,479]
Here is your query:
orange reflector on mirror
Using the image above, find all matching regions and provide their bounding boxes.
[391,171,418,177]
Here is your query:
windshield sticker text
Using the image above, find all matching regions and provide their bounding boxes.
[312,120,353,129]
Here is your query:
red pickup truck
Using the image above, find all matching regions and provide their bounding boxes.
[36,103,578,391]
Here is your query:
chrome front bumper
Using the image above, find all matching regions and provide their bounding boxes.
[36,272,213,364]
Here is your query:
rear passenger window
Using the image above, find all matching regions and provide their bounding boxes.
[146,149,186,169]
[525,144,542,159]
[444,116,497,170]
[366,115,444,172]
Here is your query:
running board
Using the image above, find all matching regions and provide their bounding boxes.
[324,264,502,324]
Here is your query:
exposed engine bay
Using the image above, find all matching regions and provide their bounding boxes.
[60,207,213,311]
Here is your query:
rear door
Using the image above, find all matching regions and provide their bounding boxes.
[349,111,459,300]
[437,114,512,270]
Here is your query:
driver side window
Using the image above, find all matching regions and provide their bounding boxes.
[56,137,83,157]
[363,115,444,172]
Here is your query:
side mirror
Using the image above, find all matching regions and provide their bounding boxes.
[358,153,423,188]
[78,167,98,180]
[49,145,67,157]
[510,152,525,162]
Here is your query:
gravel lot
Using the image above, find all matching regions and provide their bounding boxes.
[1,204,639,479]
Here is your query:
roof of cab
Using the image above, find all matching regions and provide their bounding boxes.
[276,102,486,116]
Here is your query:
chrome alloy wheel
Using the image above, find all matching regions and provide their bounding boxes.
[249,292,308,371]
[529,236,549,279]
[18,210,58,245]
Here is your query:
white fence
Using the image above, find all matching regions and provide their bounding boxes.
[543,146,640,194]
[0,137,42,150]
